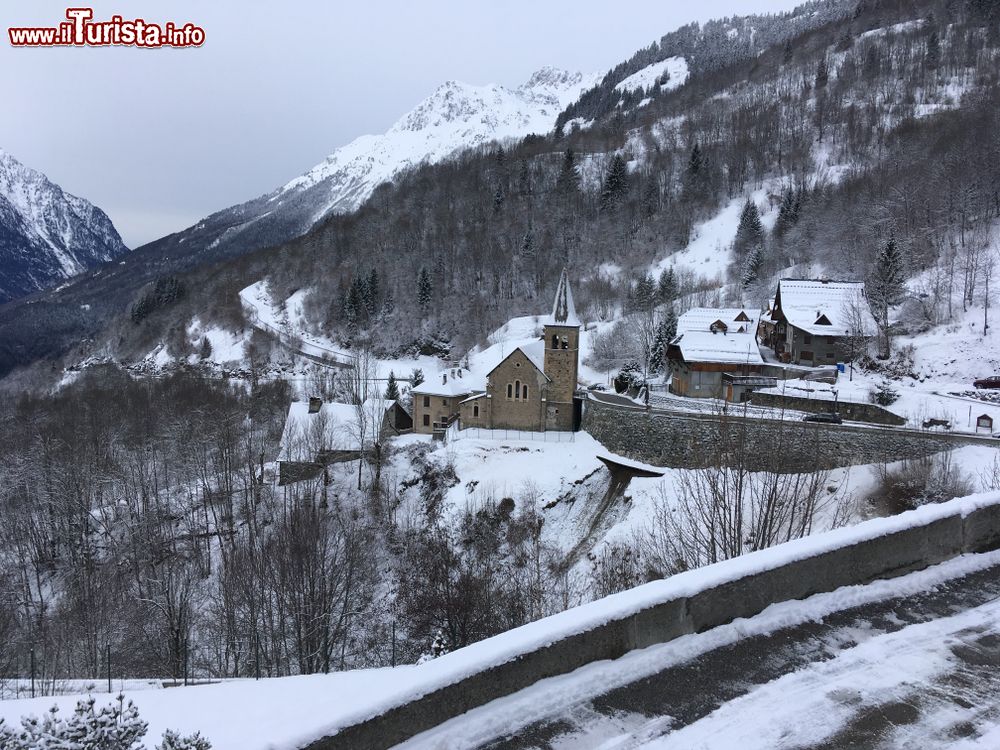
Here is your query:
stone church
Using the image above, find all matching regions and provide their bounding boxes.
[459,269,580,432]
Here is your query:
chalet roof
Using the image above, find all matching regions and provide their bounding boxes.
[547,268,580,327]
[772,279,877,336]
[411,368,484,397]
[278,398,397,461]
[676,307,759,337]
[670,331,765,366]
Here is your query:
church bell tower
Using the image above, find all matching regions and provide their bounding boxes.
[543,268,580,430]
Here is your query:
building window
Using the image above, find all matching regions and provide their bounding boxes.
[423,396,430,408]
[561,336,568,350]
[473,404,479,418]
[515,380,521,399]
[552,334,559,349]
[523,385,529,400]
[422,414,430,427]
[442,399,449,407]
[507,383,513,399]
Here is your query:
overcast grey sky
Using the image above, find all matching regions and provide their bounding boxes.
[2,1,805,247]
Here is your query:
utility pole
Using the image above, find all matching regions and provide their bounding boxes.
[106,643,112,694]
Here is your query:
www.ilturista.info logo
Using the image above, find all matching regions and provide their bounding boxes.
[9,8,205,48]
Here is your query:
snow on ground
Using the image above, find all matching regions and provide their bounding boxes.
[185,318,246,364]
[650,183,779,282]
[641,595,1000,749]
[4,496,998,750]
[615,57,689,96]
[759,369,1000,434]
[398,549,1000,750]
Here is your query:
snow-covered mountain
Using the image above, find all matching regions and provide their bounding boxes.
[0,149,128,303]
[144,67,599,260]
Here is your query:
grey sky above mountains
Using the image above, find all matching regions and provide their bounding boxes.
[2,0,805,247]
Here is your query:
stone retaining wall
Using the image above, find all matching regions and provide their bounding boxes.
[581,399,967,472]
[750,391,905,426]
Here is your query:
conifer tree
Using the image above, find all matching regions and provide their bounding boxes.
[742,244,764,289]
[493,184,506,213]
[869,234,906,356]
[556,149,579,194]
[773,187,800,239]
[599,154,629,211]
[658,266,678,304]
[410,367,424,388]
[384,371,400,401]
[815,57,830,89]
[926,29,941,70]
[364,268,379,315]
[634,273,658,314]
[417,268,432,312]
[734,198,765,261]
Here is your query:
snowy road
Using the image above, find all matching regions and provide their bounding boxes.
[399,552,1000,750]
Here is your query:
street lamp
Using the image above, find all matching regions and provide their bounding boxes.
[847,329,854,382]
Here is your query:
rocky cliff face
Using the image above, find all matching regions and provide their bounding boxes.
[0,149,128,303]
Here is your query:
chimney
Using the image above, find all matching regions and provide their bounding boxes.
[308,397,322,414]
[442,374,447,385]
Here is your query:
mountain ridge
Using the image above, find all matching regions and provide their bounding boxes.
[0,149,128,303]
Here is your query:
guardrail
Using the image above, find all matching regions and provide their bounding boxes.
[304,490,1000,749]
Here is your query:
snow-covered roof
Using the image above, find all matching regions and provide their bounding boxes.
[518,339,547,373]
[676,307,758,337]
[548,269,580,327]
[671,331,765,366]
[278,398,397,461]
[773,279,877,337]
[411,369,484,397]
[486,339,551,381]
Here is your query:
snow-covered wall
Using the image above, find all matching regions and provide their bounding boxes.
[307,490,1000,749]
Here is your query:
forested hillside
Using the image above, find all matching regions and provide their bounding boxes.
[96,0,1000,365]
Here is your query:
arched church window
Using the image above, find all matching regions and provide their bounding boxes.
[473,403,480,418]
[507,383,512,399]
[551,334,559,349]
[515,380,521,399]
[561,336,569,350]
[523,385,529,400]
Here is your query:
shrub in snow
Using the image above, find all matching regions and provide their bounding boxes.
[0,695,146,750]
[416,630,451,664]
[158,729,213,750]
[614,361,644,393]
[870,379,900,406]
[0,696,211,750]
[873,453,974,513]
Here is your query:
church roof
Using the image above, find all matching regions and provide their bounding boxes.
[548,268,580,327]
[485,339,550,381]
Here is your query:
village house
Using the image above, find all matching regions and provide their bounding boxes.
[765,279,877,366]
[459,269,581,432]
[667,306,769,401]
[277,396,412,484]
[411,368,480,435]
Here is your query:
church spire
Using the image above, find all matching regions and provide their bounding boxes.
[549,268,579,327]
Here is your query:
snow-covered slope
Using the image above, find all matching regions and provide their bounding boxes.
[145,67,599,261]
[0,149,128,303]
[282,67,600,226]
[614,56,689,95]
